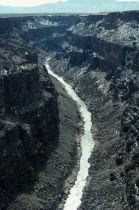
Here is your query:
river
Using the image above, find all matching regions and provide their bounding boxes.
[45,59,95,210]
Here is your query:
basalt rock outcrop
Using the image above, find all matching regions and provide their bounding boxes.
[1,11,139,209]
[0,23,59,208]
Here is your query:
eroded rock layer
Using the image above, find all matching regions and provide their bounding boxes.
[0,18,60,208]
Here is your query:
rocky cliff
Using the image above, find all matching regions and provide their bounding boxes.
[0,20,60,208]
[1,11,139,209]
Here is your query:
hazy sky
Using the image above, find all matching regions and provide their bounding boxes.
[0,0,68,7]
[0,0,139,7]
[116,0,139,1]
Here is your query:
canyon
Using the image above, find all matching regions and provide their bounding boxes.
[0,10,139,210]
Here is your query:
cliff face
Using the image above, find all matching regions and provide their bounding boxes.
[14,11,139,209]
[0,22,59,207]
[1,11,139,209]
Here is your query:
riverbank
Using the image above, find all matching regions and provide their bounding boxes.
[50,76,84,210]
[46,61,94,210]
[58,132,83,210]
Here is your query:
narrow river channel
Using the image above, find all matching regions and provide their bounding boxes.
[45,59,95,210]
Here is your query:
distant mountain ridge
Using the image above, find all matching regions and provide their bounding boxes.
[0,0,139,13]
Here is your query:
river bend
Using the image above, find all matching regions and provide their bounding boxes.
[45,59,94,210]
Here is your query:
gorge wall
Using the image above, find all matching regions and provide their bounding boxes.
[0,11,139,209]
[0,22,60,208]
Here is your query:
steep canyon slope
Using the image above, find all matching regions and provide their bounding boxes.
[0,22,59,208]
[0,17,81,209]
[0,11,139,209]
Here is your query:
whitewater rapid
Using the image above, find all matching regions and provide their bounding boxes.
[45,59,95,210]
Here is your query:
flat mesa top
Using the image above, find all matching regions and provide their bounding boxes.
[0,12,110,18]
[0,10,139,18]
